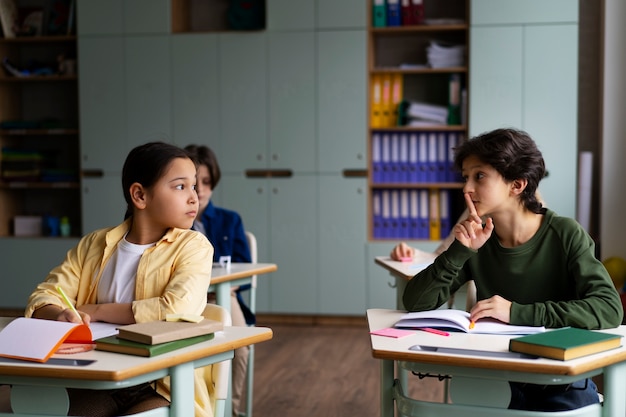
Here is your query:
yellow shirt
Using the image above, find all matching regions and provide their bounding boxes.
[25,218,217,417]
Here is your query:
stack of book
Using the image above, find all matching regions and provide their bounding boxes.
[0,148,44,182]
[96,318,224,357]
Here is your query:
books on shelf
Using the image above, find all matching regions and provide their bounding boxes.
[0,317,118,363]
[509,327,623,361]
[395,309,546,335]
[371,130,463,184]
[96,333,215,357]
[372,187,455,240]
[116,318,223,345]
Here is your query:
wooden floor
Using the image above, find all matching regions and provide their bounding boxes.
[250,320,445,417]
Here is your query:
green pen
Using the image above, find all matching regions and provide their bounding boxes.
[56,286,83,323]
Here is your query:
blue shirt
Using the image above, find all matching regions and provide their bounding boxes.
[198,201,251,263]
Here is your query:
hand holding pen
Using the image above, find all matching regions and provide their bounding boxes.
[56,286,87,324]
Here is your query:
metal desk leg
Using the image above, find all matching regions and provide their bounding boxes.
[169,361,195,417]
[602,361,626,417]
[214,283,232,313]
[381,359,394,417]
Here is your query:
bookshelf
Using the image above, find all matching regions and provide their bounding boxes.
[367,0,468,242]
[0,33,80,237]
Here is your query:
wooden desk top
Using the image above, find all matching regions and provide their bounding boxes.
[0,319,272,382]
[368,309,626,377]
[374,256,434,280]
[210,263,277,285]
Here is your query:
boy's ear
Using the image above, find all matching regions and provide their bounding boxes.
[129,183,147,210]
[510,178,528,196]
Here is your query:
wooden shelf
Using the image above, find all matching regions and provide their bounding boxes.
[0,36,76,44]
[369,24,468,34]
[0,182,80,189]
[367,0,469,242]
[0,75,77,82]
[371,125,467,132]
[371,66,467,74]
[0,25,81,238]
[0,129,78,136]
[371,183,464,189]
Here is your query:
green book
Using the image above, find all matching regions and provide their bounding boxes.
[95,333,214,357]
[509,327,622,361]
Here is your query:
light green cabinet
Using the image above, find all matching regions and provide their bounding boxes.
[77,0,170,35]
[171,34,220,148]
[319,176,367,314]
[125,36,172,148]
[0,239,78,308]
[78,37,127,172]
[82,176,125,233]
[268,32,316,173]
[218,175,318,313]
[316,0,367,29]
[266,0,315,30]
[317,30,367,173]
[470,0,579,219]
[218,33,268,173]
[77,0,124,35]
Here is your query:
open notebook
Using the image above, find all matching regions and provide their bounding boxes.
[0,318,118,363]
[395,309,545,335]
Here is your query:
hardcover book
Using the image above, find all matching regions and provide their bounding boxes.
[395,309,545,335]
[509,327,622,361]
[116,318,223,345]
[95,333,215,357]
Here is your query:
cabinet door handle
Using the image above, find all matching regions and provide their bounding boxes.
[342,169,367,178]
[245,169,293,178]
[81,169,104,178]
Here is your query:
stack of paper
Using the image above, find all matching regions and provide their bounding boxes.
[405,101,448,125]
[427,41,465,68]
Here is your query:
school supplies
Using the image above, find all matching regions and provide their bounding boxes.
[116,318,223,345]
[95,333,215,357]
[0,317,94,363]
[509,327,622,361]
[395,309,545,335]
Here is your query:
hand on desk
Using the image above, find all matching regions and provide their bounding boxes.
[469,295,511,325]
[390,242,415,261]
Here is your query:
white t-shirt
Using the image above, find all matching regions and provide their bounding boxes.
[97,237,155,303]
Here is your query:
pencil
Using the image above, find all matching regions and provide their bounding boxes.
[56,286,83,323]
[469,320,475,330]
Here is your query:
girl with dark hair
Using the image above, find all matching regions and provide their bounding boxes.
[13,142,215,416]
[403,128,622,412]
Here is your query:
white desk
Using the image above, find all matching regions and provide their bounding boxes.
[209,263,277,313]
[368,309,626,417]
[375,256,475,311]
[0,318,272,417]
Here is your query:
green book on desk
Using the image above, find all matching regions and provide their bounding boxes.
[509,327,622,361]
[95,333,214,357]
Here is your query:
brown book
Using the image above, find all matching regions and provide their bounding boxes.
[116,318,223,345]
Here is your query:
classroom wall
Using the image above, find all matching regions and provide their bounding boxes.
[600,0,626,259]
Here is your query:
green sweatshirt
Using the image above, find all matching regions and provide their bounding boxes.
[403,209,623,329]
